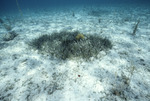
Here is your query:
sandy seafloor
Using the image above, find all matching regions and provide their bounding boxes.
[0,5,150,101]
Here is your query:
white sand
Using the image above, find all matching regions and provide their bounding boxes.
[0,5,150,101]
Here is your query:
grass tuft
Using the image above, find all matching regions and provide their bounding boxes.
[30,31,112,60]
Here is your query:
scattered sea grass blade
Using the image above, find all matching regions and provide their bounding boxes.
[0,18,12,31]
[132,20,140,35]
[0,18,4,24]
[3,24,12,31]
[16,0,23,16]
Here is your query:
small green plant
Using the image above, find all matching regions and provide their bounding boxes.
[75,33,84,40]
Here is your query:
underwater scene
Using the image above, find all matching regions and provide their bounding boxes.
[0,0,150,101]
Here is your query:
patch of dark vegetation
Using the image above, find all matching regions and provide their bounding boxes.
[0,18,12,31]
[0,18,18,41]
[110,66,136,101]
[0,18,4,24]
[3,24,12,31]
[88,9,109,17]
[3,31,18,41]
[0,42,8,49]
[30,31,112,60]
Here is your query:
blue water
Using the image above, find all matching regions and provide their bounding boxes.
[0,0,150,13]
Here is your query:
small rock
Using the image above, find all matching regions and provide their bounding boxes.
[135,96,139,99]
[140,59,144,62]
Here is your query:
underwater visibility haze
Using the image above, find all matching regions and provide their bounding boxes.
[0,0,150,101]
[0,0,150,12]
